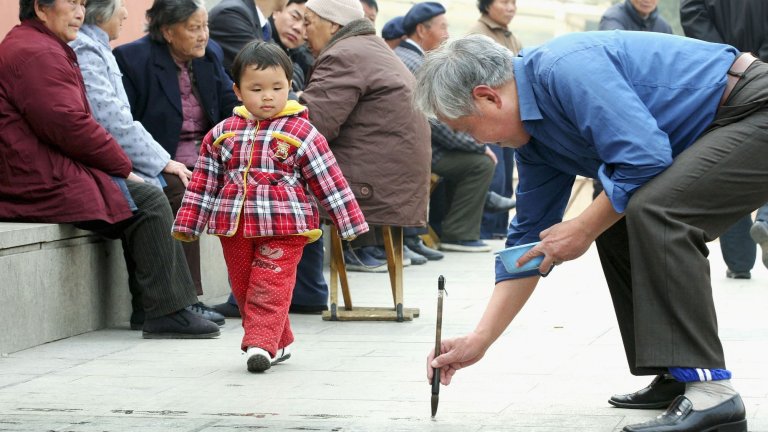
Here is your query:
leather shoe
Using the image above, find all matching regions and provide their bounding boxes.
[212,301,241,318]
[484,191,516,213]
[404,236,444,261]
[289,304,328,314]
[609,374,685,409]
[143,309,220,339]
[185,302,225,326]
[622,394,747,432]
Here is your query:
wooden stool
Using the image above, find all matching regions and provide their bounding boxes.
[322,225,420,322]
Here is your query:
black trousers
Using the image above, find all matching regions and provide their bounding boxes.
[75,181,197,319]
[596,61,768,374]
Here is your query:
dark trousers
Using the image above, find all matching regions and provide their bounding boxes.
[430,150,494,242]
[719,214,757,273]
[596,61,768,374]
[74,181,197,319]
[163,173,203,295]
[481,145,515,239]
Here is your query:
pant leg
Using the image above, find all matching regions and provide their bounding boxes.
[481,145,514,239]
[596,218,667,376]
[431,151,494,242]
[163,173,203,295]
[221,232,306,354]
[122,181,197,318]
[624,62,768,369]
[291,237,329,307]
[719,215,756,273]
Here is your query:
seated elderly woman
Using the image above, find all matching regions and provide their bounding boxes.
[300,0,431,267]
[112,0,239,315]
[69,0,225,328]
[0,0,220,339]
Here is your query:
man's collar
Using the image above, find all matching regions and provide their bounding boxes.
[256,5,268,28]
[513,56,542,122]
[404,38,425,54]
[625,0,657,25]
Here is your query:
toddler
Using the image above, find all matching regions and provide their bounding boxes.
[172,41,368,372]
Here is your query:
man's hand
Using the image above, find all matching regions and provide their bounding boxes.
[127,172,145,183]
[427,332,489,386]
[163,160,193,186]
[484,146,498,165]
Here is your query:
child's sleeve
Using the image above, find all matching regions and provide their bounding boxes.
[171,125,227,241]
[298,128,369,240]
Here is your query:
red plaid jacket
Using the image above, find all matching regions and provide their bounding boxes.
[172,101,368,241]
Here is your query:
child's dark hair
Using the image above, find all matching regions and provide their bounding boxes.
[231,41,294,86]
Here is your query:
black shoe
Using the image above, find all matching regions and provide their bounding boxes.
[185,302,225,326]
[130,309,145,331]
[609,374,685,409]
[484,191,516,213]
[404,237,444,261]
[726,269,751,279]
[142,309,221,339]
[212,301,241,318]
[622,394,747,432]
[289,304,328,314]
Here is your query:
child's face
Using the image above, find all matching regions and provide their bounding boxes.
[233,65,291,121]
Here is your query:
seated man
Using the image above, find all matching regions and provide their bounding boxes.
[0,0,220,339]
[395,2,500,252]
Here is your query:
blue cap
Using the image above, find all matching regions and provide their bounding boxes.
[382,16,405,40]
[402,2,446,35]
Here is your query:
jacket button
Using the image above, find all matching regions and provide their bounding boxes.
[361,186,370,195]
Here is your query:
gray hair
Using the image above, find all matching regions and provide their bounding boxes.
[145,0,205,43]
[84,0,120,25]
[413,34,515,120]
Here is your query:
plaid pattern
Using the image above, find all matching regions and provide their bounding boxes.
[393,44,485,166]
[172,103,368,241]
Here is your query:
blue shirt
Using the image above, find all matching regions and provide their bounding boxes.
[496,31,739,282]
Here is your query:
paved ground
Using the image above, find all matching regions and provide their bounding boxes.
[1,238,767,431]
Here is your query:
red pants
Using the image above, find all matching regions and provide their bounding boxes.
[220,232,307,354]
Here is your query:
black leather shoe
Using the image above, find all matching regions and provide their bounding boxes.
[623,394,747,432]
[130,309,144,331]
[289,304,328,314]
[212,301,241,318]
[185,302,225,326]
[404,236,444,261]
[484,191,516,213]
[609,375,685,409]
[143,309,220,339]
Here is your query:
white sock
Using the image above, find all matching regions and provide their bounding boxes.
[684,380,737,410]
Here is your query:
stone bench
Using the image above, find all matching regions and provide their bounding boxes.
[0,222,229,355]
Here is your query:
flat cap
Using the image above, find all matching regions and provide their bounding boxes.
[402,2,446,35]
[382,16,405,40]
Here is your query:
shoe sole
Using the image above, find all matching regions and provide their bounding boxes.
[142,330,220,339]
[247,354,272,372]
[749,223,768,268]
[701,419,747,432]
[345,264,388,273]
[608,398,676,409]
[439,244,492,252]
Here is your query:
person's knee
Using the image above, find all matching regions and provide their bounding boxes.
[129,182,174,216]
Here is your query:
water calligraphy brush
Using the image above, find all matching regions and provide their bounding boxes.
[431,275,445,418]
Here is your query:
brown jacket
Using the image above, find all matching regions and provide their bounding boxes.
[467,15,522,55]
[301,19,431,227]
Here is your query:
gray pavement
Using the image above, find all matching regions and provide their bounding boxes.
[1,239,767,431]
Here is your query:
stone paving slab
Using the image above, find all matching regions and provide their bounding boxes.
[1,239,767,431]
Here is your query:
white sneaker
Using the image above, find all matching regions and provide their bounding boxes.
[246,347,272,372]
[272,345,292,365]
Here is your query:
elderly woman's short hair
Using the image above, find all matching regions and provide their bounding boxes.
[476,0,493,15]
[413,34,515,120]
[19,0,55,21]
[146,0,204,42]
[84,0,120,26]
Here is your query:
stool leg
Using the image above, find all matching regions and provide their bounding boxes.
[382,226,404,322]
[329,228,352,319]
